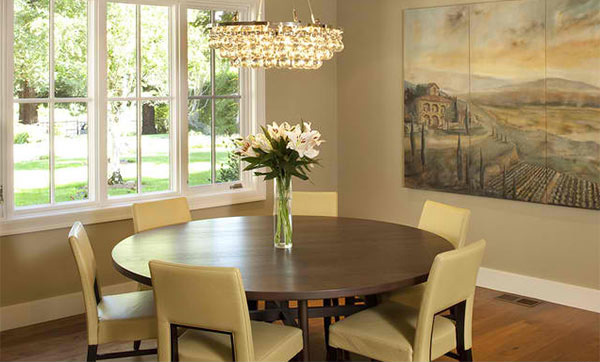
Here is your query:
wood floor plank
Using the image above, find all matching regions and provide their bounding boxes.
[0,288,598,361]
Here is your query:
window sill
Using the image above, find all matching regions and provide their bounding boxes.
[0,184,266,237]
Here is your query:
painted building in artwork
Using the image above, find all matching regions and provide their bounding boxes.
[415,83,452,130]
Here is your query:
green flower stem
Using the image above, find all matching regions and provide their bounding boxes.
[274,177,293,248]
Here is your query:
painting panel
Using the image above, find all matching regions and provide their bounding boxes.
[468,0,548,203]
[545,0,600,209]
[403,5,471,194]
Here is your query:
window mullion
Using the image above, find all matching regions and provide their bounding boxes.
[136,4,143,194]
[0,0,8,219]
[210,10,216,185]
[97,0,108,206]
[168,5,176,192]
[5,0,15,217]
[179,5,189,194]
[87,0,96,204]
[49,0,56,204]
[14,97,92,103]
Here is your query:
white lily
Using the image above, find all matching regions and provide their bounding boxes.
[287,126,324,159]
[234,136,258,157]
[267,121,294,141]
[253,133,273,152]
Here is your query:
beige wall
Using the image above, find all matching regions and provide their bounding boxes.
[0,0,338,307]
[336,0,600,290]
[266,0,338,191]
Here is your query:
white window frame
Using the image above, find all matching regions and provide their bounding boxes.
[0,0,266,236]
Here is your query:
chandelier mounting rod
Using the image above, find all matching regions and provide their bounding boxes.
[256,0,264,21]
[306,0,317,23]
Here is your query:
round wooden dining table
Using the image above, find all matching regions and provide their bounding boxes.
[112,215,452,361]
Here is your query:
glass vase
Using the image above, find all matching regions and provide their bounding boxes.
[274,177,293,249]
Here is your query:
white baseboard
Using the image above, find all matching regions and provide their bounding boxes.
[477,267,600,313]
[0,281,137,332]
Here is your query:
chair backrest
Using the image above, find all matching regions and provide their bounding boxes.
[418,200,471,248]
[132,197,192,233]
[413,239,486,361]
[68,222,101,344]
[149,261,255,362]
[292,191,338,217]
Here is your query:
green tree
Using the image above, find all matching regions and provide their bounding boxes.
[420,124,426,169]
[54,0,88,98]
[479,148,485,190]
[14,0,49,123]
[14,0,88,124]
[409,119,415,159]
[456,134,463,182]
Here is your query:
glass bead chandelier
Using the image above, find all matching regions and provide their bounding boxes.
[208,0,344,70]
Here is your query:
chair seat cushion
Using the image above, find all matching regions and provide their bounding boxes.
[329,302,456,362]
[178,321,303,362]
[387,282,427,308]
[97,290,157,344]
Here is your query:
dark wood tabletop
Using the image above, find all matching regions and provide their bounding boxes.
[112,215,453,301]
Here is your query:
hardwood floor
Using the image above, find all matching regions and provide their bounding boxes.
[0,287,598,361]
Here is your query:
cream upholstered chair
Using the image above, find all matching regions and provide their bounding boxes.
[68,222,157,362]
[329,239,486,362]
[416,200,471,249]
[388,200,471,305]
[292,191,338,217]
[132,197,192,233]
[149,260,303,362]
[386,201,472,347]
[132,197,192,291]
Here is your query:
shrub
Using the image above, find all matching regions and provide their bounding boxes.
[14,132,30,144]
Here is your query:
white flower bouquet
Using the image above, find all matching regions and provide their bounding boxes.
[235,122,324,248]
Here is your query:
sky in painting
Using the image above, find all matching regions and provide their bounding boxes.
[471,0,546,89]
[404,5,469,94]
[404,0,600,92]
[547,0,600,87]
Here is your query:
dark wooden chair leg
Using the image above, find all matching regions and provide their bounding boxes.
[170,324,180,362]
[86,345,98,362]
[335,348,344,361]
[454,300,472,361]
[133,340,141,351]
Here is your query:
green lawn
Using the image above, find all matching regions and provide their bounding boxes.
[14,151,229,171]
[14,158,84,171]
[15,182,88,206]
[15,151,235,206]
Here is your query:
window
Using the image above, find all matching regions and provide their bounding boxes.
[0,0,265,235]
[12,0,90,208]
[106,2,172,197]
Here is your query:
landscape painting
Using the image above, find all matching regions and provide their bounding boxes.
[403,0,600,210]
